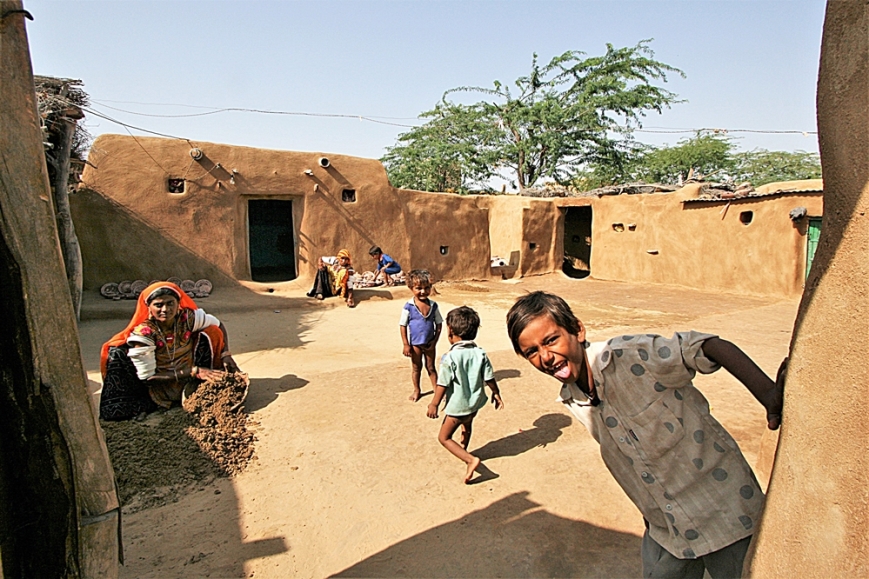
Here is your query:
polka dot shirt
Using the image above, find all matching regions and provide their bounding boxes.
[558,331,764,559]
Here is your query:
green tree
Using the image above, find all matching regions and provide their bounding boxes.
[635,132,736,184]
[380,102,500,193]
[732,149,821,185]
[383,41,683,192]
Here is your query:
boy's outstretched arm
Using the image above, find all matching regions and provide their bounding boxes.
[700,337,785,430]
[485,378,504,409]
[427,385,447,418]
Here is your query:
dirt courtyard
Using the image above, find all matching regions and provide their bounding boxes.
[78,274,796,579]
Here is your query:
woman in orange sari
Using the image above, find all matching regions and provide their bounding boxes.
[99,282,240,421]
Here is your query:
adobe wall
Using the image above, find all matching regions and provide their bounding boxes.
[76,135,492,288]
[747,2,868,576]
[77,135,821,298]
[588,184,823,297]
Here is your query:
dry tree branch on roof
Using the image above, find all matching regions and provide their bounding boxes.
[34,75,88,319]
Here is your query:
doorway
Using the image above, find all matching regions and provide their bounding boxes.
[563,206,592,279]
[248,199,297,282]
[805,217,822,280]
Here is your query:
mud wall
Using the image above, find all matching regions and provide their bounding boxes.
[77,135,822,298]
[747,2,868,576]
[76,135,494,288]
[588,184,823,297]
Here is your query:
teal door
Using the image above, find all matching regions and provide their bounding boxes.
[806,217,822,279]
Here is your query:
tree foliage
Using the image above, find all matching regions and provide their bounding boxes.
[383,41,683,192]
[732,149,821,185]
[574,132,821,189]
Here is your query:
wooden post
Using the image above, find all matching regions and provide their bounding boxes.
[0,1,120,576]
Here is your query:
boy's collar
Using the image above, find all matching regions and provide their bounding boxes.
[449,340,477,350]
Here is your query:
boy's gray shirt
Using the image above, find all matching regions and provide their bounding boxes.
[558,331,764,559]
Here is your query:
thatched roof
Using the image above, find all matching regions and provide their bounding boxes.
[521,182,678,198]
[34,75,90,159]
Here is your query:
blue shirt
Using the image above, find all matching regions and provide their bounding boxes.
[377,253,402,275]
[437,341,495,416]
[399,299,442,346]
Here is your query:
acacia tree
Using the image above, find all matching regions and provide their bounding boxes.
[732,149,821,185]
[575,132,822,188]
[383,41,683,192]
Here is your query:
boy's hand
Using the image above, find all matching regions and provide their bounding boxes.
[492,393,504,410]
[768,357,788,430]
[402,344,412,357]
[426,403,439,419]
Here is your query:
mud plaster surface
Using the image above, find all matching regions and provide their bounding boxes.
[79,274,796,578]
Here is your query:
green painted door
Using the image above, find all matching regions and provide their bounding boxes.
[806,217,822,279]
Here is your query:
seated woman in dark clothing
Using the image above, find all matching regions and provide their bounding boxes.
[99,282,240,421]
[306,248,356,307]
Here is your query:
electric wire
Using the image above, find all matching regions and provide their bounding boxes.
[88,99,816,135]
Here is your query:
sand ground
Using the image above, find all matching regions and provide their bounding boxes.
[78,274,795,579]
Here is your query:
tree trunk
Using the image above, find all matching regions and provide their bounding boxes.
[51,117,83,319]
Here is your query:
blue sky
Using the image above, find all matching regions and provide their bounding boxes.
[26,0,826,160]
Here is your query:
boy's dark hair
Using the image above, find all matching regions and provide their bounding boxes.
[446,306,480,340]
[506,291,581,355]
[406,269,433,288]
[368,245,382,256]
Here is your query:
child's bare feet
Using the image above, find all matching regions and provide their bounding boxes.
[409,388,421,402]
[464,456,481,484]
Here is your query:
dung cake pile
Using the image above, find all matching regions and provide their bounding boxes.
[182,372,255,476]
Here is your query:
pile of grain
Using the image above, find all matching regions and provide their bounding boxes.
[101,372,255,513]
[182,372,255,476]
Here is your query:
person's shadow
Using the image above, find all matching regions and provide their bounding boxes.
[473,413,571,461]
[244,374,309,412]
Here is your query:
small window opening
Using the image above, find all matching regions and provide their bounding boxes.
[529,242,538,250]
[612,223,624,232]
[341,188,356,203]
[739,211,754,225]
[167,178,185,194]
[439,246,449,255]
[628,223,637,231]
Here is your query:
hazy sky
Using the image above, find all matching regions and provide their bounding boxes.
[25,0,826,160]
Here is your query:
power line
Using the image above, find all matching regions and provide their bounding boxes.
[90,99,418,127]
[90,99,817,136]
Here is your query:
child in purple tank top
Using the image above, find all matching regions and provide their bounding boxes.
[399,270,442,402]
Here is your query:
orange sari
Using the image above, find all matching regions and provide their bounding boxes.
[99,282,224,419]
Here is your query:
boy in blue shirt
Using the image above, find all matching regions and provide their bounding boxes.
[427,306,504,483]
[369,245,402,286]
[399,270,442,402]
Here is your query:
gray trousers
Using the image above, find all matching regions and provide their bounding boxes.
[641,530,752,579]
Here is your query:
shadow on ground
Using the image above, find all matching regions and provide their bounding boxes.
[332,491,641,578]
[494,368,522,381]
[245,374,310,412]
[474,413,571,461]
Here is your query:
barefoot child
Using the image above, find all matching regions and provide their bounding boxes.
[506,291,785,578]
[427,306,504,483]
[369,245,402,286]
[399,270,442,402]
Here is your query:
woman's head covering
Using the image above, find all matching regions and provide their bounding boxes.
[100,281,198,376]
[337,249,351,260]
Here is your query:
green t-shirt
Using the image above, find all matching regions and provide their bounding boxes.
[437,341,494,416]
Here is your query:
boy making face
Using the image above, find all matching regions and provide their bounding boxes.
[507,291,784,579]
